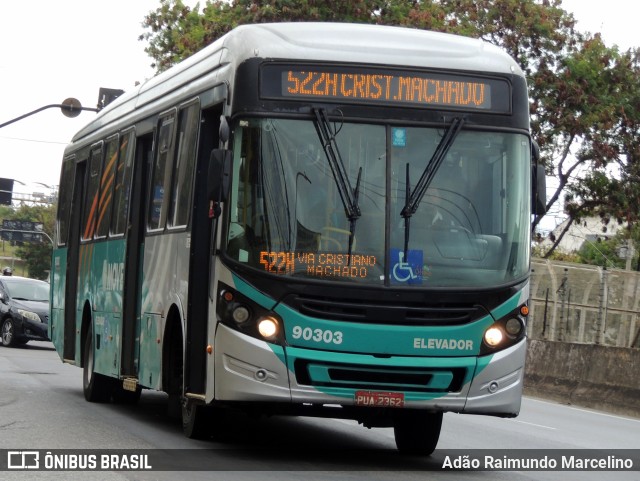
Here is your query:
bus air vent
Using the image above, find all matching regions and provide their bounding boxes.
[288,294,486,326]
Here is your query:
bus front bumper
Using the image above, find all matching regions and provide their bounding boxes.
[213,324,525,417]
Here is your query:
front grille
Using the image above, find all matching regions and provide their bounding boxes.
[329,368,431,387]
[286,294,485,326]
[295,359,466,393]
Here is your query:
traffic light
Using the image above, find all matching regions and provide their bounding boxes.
[0,178,13,205]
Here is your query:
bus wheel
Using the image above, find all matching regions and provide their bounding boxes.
[393,411,443,456]
[182,399,212,439]
[82,327,112,403]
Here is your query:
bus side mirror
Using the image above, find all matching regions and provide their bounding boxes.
[532,164,547,215]
[208,149,232,203]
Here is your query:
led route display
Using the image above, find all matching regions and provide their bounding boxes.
[261,64,511,113]
[260,251,378,279]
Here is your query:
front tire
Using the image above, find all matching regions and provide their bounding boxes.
[393,411,443,456]
[83,326,112,402]
[1,318,17,347]
[182,399,212,439]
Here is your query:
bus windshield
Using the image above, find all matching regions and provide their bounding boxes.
[225,117,531,288]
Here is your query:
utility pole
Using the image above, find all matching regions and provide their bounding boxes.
[625,237,634,271]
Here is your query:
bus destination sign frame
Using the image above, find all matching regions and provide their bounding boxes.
[261,63,512,113]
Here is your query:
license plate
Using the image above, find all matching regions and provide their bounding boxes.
[355,391,405,408]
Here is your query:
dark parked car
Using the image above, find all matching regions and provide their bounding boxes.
[0,276,50,347]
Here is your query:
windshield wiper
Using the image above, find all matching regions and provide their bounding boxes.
[400,117,465,255]
[313,108,362,261]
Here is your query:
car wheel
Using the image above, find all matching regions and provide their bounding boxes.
[1,318,16,347]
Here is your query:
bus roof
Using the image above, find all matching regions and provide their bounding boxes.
[70,22,523,143]
[221,22,522,74]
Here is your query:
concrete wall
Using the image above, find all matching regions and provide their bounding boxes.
[524,339,640,418]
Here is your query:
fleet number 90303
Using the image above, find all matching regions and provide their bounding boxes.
[292,326,343,345]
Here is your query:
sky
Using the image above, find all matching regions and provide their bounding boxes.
[1,0,638,199]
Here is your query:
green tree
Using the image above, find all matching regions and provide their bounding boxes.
[0,205,13,219]
[576,234,626,269]
[544,45,640,259]
[0,204,16,261]
[140,0,579,73]
[12,204,55,280]
[601,48,640,265]
[539,40,640,254]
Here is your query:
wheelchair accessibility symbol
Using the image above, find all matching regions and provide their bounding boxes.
[390,249,423,285]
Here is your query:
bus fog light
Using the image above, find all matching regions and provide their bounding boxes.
[484,327,503,347]
[488,381,499,393]
[505,318,522,336]
[257,317,279,340]
[232,305,251,324]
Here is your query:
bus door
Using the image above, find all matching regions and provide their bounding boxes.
[121,133,153,378]
[63,159,86,362]
[184,104,222,396]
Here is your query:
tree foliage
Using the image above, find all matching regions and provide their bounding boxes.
[139,0,579,73]
[576,235,625,269]
[11,204,55,280]
[140,0,640,259]
[539,38,640,252]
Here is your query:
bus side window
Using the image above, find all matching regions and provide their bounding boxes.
[170,102,200,228]
[94,135,119,239]
[56,157,75,246]
[81,144,103,241]
[148,113,176,231]
[110,131,135,236]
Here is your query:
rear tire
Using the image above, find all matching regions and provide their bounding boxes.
[82,326,112,402]
[393,411,443,456]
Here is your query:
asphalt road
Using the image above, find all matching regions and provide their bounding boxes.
[1,341,638,481]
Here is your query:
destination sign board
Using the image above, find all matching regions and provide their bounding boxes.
[261,64,511,113]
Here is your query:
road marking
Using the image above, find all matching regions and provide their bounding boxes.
[512,419,556,430]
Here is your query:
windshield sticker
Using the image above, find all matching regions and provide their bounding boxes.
[390,249,423,285]
[392,128,407,147]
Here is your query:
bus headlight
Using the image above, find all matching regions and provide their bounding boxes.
[217,283,285,345]
[480,304,528,355]
[484,327,503,347]
[257,316,279,340]
[505,318,523,336]
[232,305,251,324]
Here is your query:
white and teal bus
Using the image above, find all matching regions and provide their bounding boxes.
[50,22,545,455]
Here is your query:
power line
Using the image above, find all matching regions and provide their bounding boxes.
[0,135,67,145]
